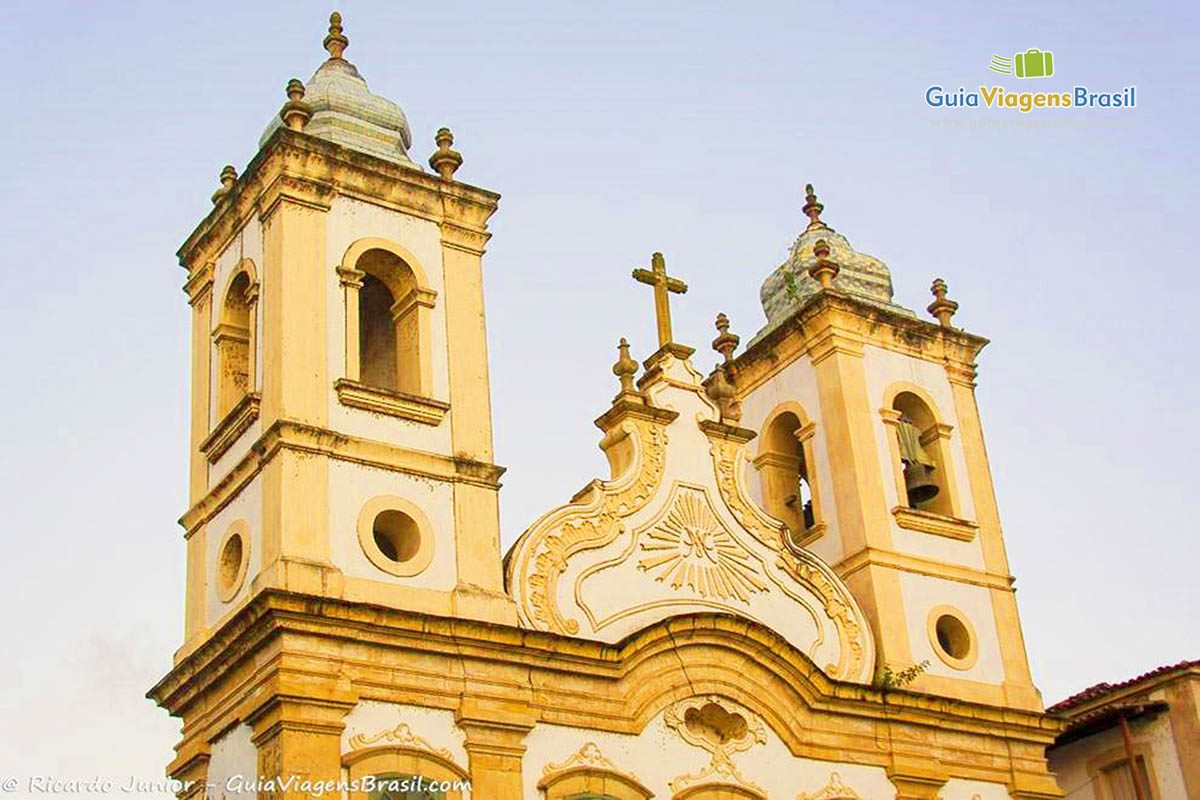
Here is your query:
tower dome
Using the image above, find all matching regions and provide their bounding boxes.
[756,184,913,341]
[260,13,416,166]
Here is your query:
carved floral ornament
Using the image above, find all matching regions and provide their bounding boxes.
[538,741,653,797]
[665,696,767,797]
[796,772,863,800]
[346,723,454,762]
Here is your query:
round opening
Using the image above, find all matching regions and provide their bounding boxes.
[218,533,244,593]
[372,510,422,564]
[935,614,971,660]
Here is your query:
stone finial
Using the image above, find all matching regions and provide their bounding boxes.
[927,278,959,327]
[807,239,840,290]
[612,338,641,399]
[706,314,742,423]
[711,312,739,365]
[802,183,829,231]
[280,79,312,131]
[324,11,349,60]
[211,165,237,205]
[428,127,463,181]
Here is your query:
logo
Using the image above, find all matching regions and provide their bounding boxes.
[989,49,1055,78]
[925,48,1134,113]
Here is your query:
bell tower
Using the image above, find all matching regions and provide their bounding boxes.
[176,12,514,662]
[731,185,1043,711]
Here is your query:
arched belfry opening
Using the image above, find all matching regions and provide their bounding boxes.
[891,391,951,516]
[754,407,824,540]
[358,273,398,391]
[215,270,252,418]
[347,246,431,397]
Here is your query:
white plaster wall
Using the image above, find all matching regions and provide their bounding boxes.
[327,459,456,590]
[205,478,263,627]
[862,344,983,569]
[522,707,895,800]
[738,354,844,565]
[897,572,1004,684]
[324,196,454,457]
[207,723,257,800]
[1046,711,1189,800]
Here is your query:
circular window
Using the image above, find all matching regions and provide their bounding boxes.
[926,605,978,670]
[373,510,421,563]
[357,496,434,577]
[216,520,251,602]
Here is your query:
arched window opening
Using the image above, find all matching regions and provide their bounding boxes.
[755,409,823,539]
[355,247,425,396]
[216,271,251,418]
[360,274,398,391]
[891,391,952,516]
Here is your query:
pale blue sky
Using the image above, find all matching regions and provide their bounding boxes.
[1,0,1196,784]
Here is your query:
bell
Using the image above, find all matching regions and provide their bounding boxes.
[904,461,940,506]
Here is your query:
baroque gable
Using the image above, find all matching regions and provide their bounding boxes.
[506,346,875,684]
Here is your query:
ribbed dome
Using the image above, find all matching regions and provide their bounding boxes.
[755,185,913,342]
[260,13,416,167]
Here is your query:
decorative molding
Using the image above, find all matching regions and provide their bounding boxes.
[664,695,767,755]
[537,741,653,797]
[347,723,454,761]
[184,261,215,305]
[336,265,365,289]
[180,419,505,534]
[665,696,768,798]
[891,506,978,542]
[797,772,862,800]
[541,741,620,777]
[334,378,449,425]
[707,430,870,681]
[517,414,669,634]
[392,286,438,318]
[200,392,260,463]
[638,487,766,602]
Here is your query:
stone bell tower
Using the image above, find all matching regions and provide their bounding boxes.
[173,11,514,669]
[728,185,1043,711]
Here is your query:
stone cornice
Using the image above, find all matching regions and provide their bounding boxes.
[733,290,989,396]
[176,127,499,275]
[148,590,1062,750]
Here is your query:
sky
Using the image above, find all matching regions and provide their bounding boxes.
[0,0,1196,786]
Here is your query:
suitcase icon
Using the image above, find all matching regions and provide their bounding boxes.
[1015,48,1054,78]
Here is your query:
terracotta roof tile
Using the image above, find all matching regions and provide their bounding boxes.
[1047,659,1198,714]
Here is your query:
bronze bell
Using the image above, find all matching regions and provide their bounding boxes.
[904,461,940,506]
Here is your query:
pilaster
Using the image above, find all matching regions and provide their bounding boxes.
[248,696,354,800]
[455,698,535,799]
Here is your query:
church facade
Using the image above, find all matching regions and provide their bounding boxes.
[150,14,1065,800]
